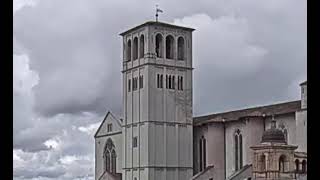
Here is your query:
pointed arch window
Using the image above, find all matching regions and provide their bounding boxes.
[105,150,110,172]
[199,136,206,171]
[234,129,243,171]
[139,35,145,58]
[104,139,117,174]
[111,150,116,173]
[155,34,163,58]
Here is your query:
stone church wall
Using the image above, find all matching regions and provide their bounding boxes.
[206,123,225,180]
[225,119,263,178]
[295,110,307,152]
[95,133,123,180]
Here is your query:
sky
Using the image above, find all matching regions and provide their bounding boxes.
[13,0,306,179]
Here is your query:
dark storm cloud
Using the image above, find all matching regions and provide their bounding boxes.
[13,0,306,179]
[13,0,306,117]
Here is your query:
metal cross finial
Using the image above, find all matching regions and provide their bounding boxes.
[155,4,163,22]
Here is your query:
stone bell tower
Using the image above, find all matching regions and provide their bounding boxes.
[120,21,195,180]
[251,118,298,180]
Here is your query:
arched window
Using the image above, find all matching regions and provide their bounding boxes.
[133,37,138,60]
[169,75,172,89]
[111,150,116,173]
[155,34,163,58]
[301,160,306,173]
[279,155,286,172]
[104,139,116,174]
[140,35,145,58]
[239,134,243,168]
[261,154,266,171]
[105,150,110,172]
[172,76,175,89]
[166,75,168,89]
[234,129,243,171]
[127,40,131,61]
[235,133,238,171]
[199,137,202,172]
[199,136,206,171]
[178,76,183,90]
[295,159,300,172]
[177,37,185,60]
[166,35,174,59]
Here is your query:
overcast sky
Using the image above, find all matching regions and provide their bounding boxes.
[13,0,306,179]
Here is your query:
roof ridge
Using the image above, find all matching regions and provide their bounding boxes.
[194,100,300,119]
[120,21,195,36]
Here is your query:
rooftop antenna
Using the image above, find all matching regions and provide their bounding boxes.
[155,4,163,22]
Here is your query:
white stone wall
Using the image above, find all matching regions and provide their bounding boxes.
[193,125,207,175]
[122,23,194,180]
[95,133,123,180]
[225,119,262,177]
[296,83,307,153]
[206,123,225,180]
[195,112,299,179]
[301,84,307,109]
[295,110,307,152]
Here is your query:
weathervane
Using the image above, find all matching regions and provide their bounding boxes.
[155,5,163,22]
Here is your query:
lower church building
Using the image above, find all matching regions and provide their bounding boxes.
[94,21,307,180]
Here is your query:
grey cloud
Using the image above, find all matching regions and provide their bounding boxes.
[13,0,306,179]
[14,167,66,179]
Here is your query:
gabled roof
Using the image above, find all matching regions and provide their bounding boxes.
[193,100,301,126]
[94,111,122,138]
[120,21,195,36]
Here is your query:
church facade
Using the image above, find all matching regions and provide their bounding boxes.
[94,21,307,180]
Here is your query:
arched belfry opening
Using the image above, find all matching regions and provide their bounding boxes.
[155,34,163,58]
[166,35,174,59]
[177,37,185,60]
[133,37,138,60]
[127,40,131,61]
[140,35,145,58]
